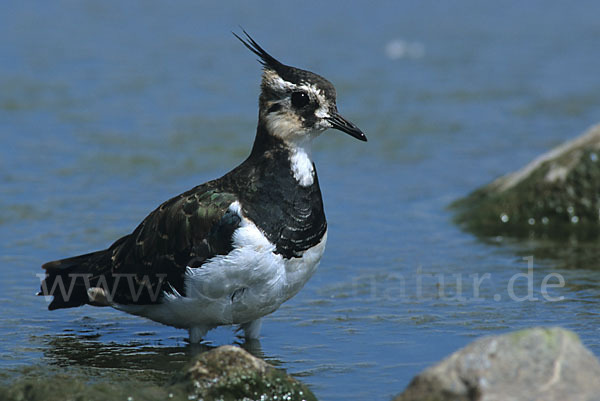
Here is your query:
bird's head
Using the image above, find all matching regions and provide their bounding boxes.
[235,31,367,148]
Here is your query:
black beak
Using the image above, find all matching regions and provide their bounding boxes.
[326,112,367,142]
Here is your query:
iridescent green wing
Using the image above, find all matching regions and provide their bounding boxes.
[107,185,239,303]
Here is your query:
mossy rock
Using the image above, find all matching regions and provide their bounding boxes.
[0,372,177,401]
[452,123,600,239]
[0,346,317,401]
[175,345,317,401]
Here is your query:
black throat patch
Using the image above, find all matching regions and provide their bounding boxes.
[225,135,327,259]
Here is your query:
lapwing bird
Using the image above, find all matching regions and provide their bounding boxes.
[39,31,366,343]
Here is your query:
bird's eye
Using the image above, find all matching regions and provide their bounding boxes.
[291,91,310,108]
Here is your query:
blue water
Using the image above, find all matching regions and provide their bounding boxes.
[2,1,600,400]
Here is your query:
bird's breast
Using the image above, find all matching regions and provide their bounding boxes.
[180,214,327,325]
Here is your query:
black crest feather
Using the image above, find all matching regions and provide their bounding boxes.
[233,30,290,76]
[233,29,337,99]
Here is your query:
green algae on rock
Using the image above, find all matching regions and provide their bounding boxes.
[0,372,178,401]
[452,123,600,239]
[0,345,317,401]
[175,345,317,401]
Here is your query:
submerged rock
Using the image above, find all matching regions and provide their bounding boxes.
[0,345,317,401]
[0,373,174,401]
[452,123,600,238]
[393,327,600,401]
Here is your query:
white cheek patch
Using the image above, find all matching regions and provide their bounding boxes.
[265,110,301,140]
[262,75,333,145]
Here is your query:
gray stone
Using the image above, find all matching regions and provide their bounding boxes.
[393,327,600,401]
[452,123,600,238]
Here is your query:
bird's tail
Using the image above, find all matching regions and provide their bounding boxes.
[38,249,112,310]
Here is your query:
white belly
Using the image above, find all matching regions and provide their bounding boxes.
[117,202,327,330]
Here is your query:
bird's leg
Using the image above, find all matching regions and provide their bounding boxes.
[238,318,263,340]
[188,326,210,343]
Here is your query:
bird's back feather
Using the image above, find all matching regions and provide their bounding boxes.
[39,183,238,309]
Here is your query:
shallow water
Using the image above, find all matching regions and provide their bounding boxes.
[2,1,600,400]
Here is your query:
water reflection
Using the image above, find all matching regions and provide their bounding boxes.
[514,239,600,271]
[39,334,195,381]
[34,329,275,383]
